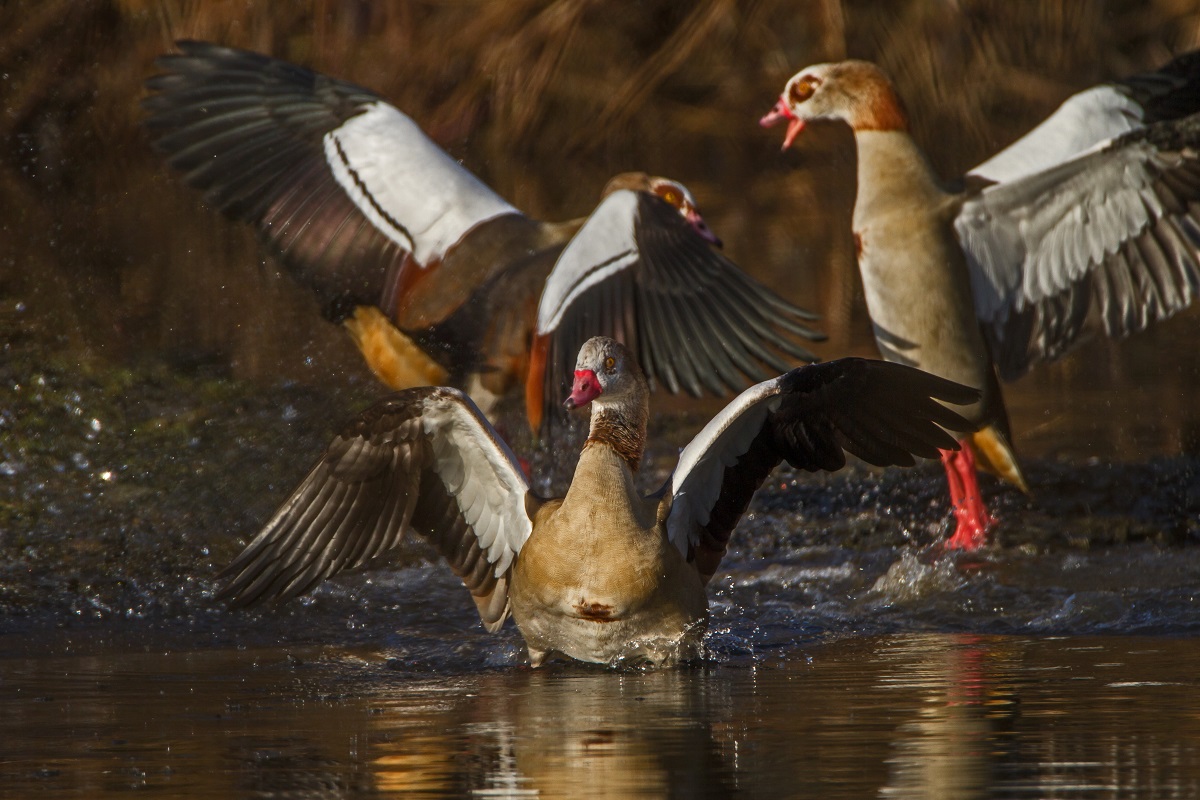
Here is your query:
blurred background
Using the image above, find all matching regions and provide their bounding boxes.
[3,0,1200,458]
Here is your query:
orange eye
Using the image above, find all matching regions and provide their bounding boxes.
[790,76,818,104]
[661,189,680,207]
[604,356,616,372]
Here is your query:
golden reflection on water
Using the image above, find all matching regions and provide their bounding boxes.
[369,670,732,798]
[5,634,1200,797]
[877,634,1006,800]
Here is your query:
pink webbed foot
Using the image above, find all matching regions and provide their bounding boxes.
[940,444,996,551]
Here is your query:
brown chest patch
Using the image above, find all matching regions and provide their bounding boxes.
[587,409,645,473]
[853,230,864,260]
[574,600,616,622]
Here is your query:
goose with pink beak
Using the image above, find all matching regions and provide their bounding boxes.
[220,336,975,666]
[762,53,1200,550]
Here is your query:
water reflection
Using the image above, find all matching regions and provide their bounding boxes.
[878,634,1008,799]
[368,670,738,798]
[4,633,1200,798]
[874,634,1200,800]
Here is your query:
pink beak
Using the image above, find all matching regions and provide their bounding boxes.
[685,207,722,248]
[564,368,602,410]
[759,99,806,151]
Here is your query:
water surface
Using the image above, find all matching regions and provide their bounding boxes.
[5,629,1200,798]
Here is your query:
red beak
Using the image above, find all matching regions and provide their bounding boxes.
[564,369,602,410]
[759,99,806,151]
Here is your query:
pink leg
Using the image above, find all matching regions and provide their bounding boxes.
[940,442,995,551]
[941,448,966,512]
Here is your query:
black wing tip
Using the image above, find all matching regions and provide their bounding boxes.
[150,40,236,76]
[146,39,325,94]
[914,371,983,407]
[216,574,310,610]
[792,356,982,402]
[214,547,296,609]
[777,357,980,447]
[174,38,213,51]
[214,583,255,609]
[165,39,257,62]
[213,571,270,609]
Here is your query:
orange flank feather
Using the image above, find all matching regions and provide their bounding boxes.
[525,332,551,432]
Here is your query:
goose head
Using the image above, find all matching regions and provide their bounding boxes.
[564,336,650,470]
[760,60,909,148]
[603,172,722,247]
[564,336,646,413]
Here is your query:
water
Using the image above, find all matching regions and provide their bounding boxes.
[4,484,1200,799]
[4,276,1200,798]
[4,629,1200,798]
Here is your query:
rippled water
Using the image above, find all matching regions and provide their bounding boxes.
[5,484,1200,799]
[4,309,1200,797]
[5,629,1200,798]
[5,283,1200,799]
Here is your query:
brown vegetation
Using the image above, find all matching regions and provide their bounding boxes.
[1,0,1199,452]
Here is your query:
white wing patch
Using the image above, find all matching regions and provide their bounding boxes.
[324,102,519,265]
[420,391,532,577]
[969,86,1143,185]
[665,377,784,557]
[536,190,640,333]
[959,139,1164,323]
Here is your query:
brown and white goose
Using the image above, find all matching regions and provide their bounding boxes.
[761,52,1200,550]
[219,336,976,667]
[143,41,823,428]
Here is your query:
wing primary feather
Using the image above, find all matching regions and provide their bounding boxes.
[667,269,737,395]
[639,284,683,393]
[667,247,750,393]
[220,388,529,624]
[719,276,822,361]
[703,290,795,377]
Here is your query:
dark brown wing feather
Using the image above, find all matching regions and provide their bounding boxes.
[144,41,410,320]
[1116,49,1200,125]
[219,387,532,632]
[666,359,979,583]
[538,193,826,432]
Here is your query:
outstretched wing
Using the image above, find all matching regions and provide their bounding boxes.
[527,189,825,429]
[664,359,977,583]
[219,387,533,632]
[968,49,1200,186]
[143,40,521,318]
[957,114,1200,380]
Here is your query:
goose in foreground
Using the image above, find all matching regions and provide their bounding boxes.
[220,336,976,667]
[760,52,1200,549]
[143,41,823,428]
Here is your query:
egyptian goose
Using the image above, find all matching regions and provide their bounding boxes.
[761,52,1200,550]
[143,41,823,428]
[219,336,976,666]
